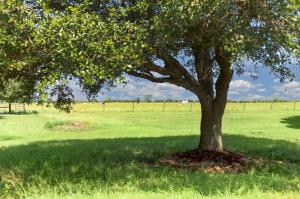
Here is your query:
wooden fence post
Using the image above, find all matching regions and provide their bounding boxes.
[162,101,166,112]
[8,103,12,113]
[102,102,105,112]
[271,102,274,111]
[190,102,193,112]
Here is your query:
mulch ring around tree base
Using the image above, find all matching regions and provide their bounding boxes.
[157,150,263,173]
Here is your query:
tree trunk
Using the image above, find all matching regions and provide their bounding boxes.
[198,103,224,152]
[196,46,232,152]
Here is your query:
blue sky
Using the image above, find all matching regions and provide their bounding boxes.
[72,62,300,101]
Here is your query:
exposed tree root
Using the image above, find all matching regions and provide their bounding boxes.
[158,149,263,173]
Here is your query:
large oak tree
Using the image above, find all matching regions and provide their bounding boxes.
[1,0,300,152]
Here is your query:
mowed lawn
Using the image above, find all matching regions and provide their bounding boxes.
[0,102,300,199]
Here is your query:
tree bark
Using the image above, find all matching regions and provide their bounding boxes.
[198,102,224,152]
[195,45,232,152]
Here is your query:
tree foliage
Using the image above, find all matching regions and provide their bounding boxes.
[1,0,299,108]
[0,78,34,103]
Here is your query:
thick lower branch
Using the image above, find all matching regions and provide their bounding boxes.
[128,71,170,83]
[143,61,168,76]
[128,70,208,99]
[157,50,193,79]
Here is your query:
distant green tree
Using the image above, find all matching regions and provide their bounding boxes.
[166,98,175,102]
[0,1,42,111]
[144,95,153,102]
[103,96,111,103]
[0,79,34,113]
[136,97,141,104]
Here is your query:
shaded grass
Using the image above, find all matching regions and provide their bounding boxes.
[0,135,299,198]
[0,111,38,115]
[281,116,300,129]
[0,136,19,141]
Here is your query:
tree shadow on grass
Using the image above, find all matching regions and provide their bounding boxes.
[0,110,38,115]
[281,116,300,129]
[0,136,20,141]
[0,135,299,196]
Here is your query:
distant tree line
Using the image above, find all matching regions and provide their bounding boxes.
[228,99,298,103]
[74,98,299,103]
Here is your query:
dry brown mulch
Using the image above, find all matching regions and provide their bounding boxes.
[158,150,263,173]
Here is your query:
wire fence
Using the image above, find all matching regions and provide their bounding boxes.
[0,101,25,113]
[64,101,300,113]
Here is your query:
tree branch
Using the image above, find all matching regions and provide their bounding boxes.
[156,49,197,82]
[214,45,233,114]
[128,71,170,83]
[143,61,168,76]
[129,49,216,103]
[128,70,203,95]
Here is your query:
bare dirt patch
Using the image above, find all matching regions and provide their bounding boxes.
[45,121,90,131]
[158,150,263,173]
[57,121,89,130]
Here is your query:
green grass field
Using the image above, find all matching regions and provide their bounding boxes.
[0,102,300,199]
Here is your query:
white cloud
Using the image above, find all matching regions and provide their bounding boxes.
[257,88,267,92]
[274,81,300,98]
[69,76,299,101]
[255,83,264,88]
[229,80,256,92]
[242,71,258,78]
[105,78,196,100]
[228,91,240,95]
[244,94,269,100]
[228,80,271,100]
